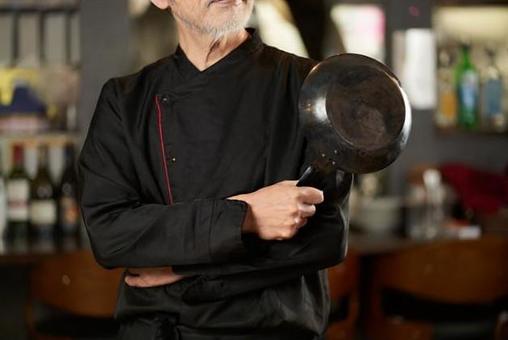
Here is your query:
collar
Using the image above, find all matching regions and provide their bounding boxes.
[172,27,263,78]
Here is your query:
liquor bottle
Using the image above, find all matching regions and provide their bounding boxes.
[455,42,479,129]
[29,144,57,239]
[57,143,80,237]
[6,144,30,240]
[480,48,505,131]
[436,49,457,128]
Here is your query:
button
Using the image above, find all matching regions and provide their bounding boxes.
[161,95,169,103]
[171,157,176,163]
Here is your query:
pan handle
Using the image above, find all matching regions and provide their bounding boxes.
[296,160,336,190]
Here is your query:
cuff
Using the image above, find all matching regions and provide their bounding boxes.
[208,198,249,262]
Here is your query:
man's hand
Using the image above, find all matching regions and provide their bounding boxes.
[228,180,324,241]
[124,266,186,288]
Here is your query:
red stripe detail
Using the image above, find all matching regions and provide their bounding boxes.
[155,95,174,205]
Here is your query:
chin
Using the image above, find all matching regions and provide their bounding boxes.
[205,13,249,32]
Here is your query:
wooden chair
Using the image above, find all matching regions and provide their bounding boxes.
[325,249,360,340]
[26,249,123,340]
[366,236,508,340]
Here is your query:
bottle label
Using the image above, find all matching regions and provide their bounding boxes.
[482,79,503,117]
[60,197,79,233]
[459,70,479,112]
[30,199,57,226]
[437,69,457,125]
[6,179,30,221]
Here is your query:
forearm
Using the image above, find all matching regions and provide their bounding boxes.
[172,171,352,302]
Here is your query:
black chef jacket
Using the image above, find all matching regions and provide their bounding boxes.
[78,28,352,340]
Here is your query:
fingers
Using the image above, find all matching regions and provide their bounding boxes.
[283,180,299,186]
[282,180,323,204]
[124,267,185,288]
[297,187,324,205]
[297,202,316,218]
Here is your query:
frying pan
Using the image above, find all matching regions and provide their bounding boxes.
[296,53,411,189]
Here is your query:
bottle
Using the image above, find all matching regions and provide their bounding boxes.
[57,143,80,238]
[422,169,446,239]
[480,47,505,131]
[436,49,457,128]
[455,42,479,130]
[6,144,30,240]
[0,149,7,238]
[29,144,57,239]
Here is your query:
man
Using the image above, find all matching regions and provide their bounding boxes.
[78,0,352,339]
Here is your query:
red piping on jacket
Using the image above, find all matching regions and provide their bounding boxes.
[155,95,174,205]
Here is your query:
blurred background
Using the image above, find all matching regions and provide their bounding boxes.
[0,0,507,339]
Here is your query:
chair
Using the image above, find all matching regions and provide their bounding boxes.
[366,236,508,340]
[26,249,123,340]
[325,249,360,340]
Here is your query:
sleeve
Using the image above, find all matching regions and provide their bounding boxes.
[173,166,353,302]
[78,79,249,269]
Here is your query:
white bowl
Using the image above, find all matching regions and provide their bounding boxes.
[353,196,402,234]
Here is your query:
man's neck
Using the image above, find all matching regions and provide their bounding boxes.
[176,26,249,71]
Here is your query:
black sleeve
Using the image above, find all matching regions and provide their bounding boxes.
[78,79,249,269]
[172,166,353,303]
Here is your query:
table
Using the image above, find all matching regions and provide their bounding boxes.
[0,236,88,265]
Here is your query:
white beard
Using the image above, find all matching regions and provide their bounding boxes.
[170,2,253,38]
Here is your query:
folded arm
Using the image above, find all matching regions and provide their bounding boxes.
[78,79,249,269]
[172,169,353,302]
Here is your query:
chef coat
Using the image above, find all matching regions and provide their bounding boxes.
[78,28,352,339]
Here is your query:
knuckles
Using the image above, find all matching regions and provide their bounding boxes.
[280,229,294,239]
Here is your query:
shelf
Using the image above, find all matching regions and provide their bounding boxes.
[436,0,508,6]
[435,126,508,136]
[0,131,80,144]
[0,1,78,13]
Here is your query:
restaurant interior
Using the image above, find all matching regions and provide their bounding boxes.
[0,0,507,339]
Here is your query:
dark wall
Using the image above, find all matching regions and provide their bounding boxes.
[78,0,132,138]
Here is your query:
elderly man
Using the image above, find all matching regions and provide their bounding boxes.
[78,0,352,339]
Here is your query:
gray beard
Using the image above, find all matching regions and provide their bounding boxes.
[170,7,250,39]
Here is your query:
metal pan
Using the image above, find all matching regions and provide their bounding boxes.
[297,53,411,188]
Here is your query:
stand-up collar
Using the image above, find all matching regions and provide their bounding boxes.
[172,27,263,79]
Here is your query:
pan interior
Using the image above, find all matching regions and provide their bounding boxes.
[325,65,405,151]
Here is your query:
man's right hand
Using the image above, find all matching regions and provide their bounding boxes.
[228,180,324,241]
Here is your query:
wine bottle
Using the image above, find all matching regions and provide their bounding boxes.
[6,144,30,240]
[29,144,57,239]
[455,42,479,129]
[58,143,80,237]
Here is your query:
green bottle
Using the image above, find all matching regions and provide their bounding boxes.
[455,42,479,129]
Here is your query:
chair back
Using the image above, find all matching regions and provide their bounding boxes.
[372,236,508,304]
[326,249,360,340]
[29,249,122,317]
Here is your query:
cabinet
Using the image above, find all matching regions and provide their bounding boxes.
[0,0,80,181]
[433,2,508,134]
